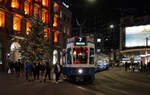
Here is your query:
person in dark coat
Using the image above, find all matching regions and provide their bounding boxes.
[124,62,128,71]
[54,62,61,84]
[44,62,51,82]
[34,61,40,80]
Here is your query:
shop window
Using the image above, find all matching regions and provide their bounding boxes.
[34,4,40,17]
[26,21,31,35]
[0,11,5,27]
[53,14,58,27]
[13,14,22,31]
[54,31,60,43]
[44,27,49,39]
[42,9,48,24]
[42,0,48,7]
[11,0,19,9]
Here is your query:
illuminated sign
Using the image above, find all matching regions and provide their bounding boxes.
[125,25,150,47]
[75,37,86,46]
[62,2,69,8]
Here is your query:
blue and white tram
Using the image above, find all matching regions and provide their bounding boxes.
[62,37,95,82]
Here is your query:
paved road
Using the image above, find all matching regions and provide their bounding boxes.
[0,73,101,95]
[85,67,150,95]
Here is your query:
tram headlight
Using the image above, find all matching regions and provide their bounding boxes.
[78,69,83,74]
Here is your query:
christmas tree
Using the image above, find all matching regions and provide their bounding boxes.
[20,17,52,63]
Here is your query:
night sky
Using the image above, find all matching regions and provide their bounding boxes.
[72,0,150,16]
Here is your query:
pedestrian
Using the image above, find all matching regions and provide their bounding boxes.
[10,61,15,74]
[26,61,34,81]
[54,62,61,84]
[17,59,21,77]
[34,61,40,80]
[20,61,24,76]
[25,61,29,80]
[44,62,51,83]
[132,63,135,72]
[39,62,45,83]
[124,62,128,71]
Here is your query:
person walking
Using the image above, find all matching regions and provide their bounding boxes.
[26,61,34,81]
[124,62,128,71]
[44,62,51,83]
[54,62,61,84]
[34,61,40,80]
[39,62,45,83]
[20,61,24,76]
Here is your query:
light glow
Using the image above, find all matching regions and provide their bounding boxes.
[0,11,5,27]
[42,0,48,7]
[11,0,19,8]
[125,25,150,47]
[78,69,83,74]
[54,31,60,43]
[13,14,22,31]
[26,21,31,35]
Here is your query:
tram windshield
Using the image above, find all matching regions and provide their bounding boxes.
[73,47,88,64]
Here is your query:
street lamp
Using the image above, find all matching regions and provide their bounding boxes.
[146,37,150,64]
[110,24,114,29]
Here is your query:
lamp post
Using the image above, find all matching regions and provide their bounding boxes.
[146,37,150,64]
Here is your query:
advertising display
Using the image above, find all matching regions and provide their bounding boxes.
[125,25,150,47]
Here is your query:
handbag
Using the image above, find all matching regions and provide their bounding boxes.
[8,68,11,74]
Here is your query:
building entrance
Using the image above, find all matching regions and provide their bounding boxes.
[9,42,21,62]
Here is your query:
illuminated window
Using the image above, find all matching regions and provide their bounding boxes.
[0,11,5,27]
[54,31,60,43]
[26,21,31,35]
[34,4,40,17]
[42,0,48,7]
[24,1,29,15]
[11,0,19,8]
[53,14,58,27]
[54,2,60,13]
[42,9,48,23]
[13,14,22,31]
[44,27,49,39]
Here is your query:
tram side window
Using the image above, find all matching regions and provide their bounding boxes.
[67,48,72,64]
[90,48,94,64]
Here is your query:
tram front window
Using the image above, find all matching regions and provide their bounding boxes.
[73,47,88,64]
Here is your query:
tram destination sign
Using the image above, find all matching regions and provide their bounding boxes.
[75,37,86,46]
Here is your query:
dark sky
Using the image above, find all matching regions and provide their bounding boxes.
[72,0,150,16]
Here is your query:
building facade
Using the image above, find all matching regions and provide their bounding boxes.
[0,0,72,71]
[120,15,150,64]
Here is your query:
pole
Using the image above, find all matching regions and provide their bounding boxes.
[146,37,148,64]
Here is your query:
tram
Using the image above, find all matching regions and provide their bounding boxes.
[62,37,96,82]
